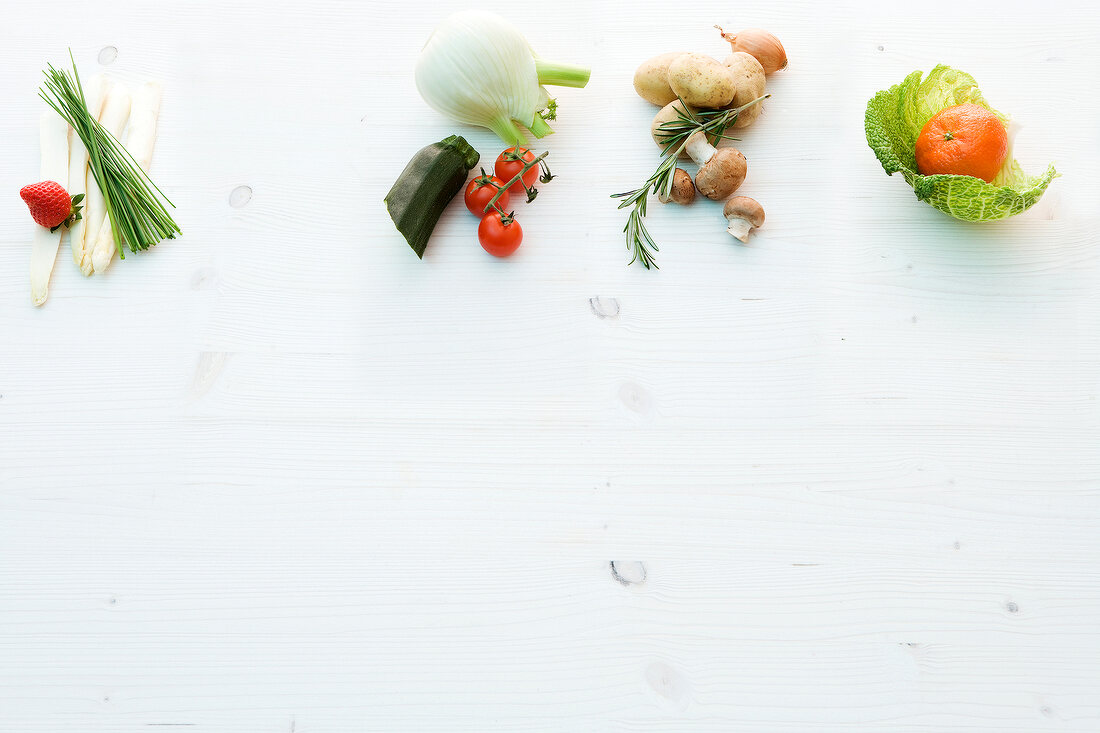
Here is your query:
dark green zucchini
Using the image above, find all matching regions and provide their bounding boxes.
[385,135,480,258]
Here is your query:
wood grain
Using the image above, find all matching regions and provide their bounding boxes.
[1,0,1099,730]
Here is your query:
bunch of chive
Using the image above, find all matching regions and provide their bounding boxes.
[39,52,179,259]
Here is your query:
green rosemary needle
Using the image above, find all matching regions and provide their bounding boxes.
[612,95,768,269]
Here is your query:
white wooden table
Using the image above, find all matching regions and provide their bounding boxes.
[2,0,1099,730]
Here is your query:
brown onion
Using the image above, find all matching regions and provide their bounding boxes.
[715,26,787,74]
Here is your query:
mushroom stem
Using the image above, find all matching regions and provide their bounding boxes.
[726,217,753,242]
[685,131,716,165]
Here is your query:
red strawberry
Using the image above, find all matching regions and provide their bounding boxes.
[19,181,84,232]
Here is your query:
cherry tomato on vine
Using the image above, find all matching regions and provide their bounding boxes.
[463,172,509,217]
[494,146,539,196]
[478,213,523,258]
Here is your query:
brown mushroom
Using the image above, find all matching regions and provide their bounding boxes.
[723,196,765,241]
[684,131,747,200]
[658,168,696,205]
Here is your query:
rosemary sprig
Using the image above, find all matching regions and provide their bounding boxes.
[612,95,768,269]
[38,51,180,260]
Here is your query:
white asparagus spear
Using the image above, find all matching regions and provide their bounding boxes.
[91,82,162,274]
[79,82,130,276]
[29,112,70,307]
[67,74,108,269]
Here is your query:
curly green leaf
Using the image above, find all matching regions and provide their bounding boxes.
[864,65,1057,222]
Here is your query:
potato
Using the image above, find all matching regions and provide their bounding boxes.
[650,99,695,159]
[723,52,767,128]
[667,53,735,109]
[633,52,686,107]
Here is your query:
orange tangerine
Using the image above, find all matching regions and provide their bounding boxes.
[914,103,1008,183]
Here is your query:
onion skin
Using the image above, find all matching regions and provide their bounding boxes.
[715,26,787,75]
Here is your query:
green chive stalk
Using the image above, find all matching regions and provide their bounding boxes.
[38,51,180,260]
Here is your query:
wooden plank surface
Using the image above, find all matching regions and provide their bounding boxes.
[1,0,1099,730]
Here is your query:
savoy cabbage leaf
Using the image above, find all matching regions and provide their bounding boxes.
[865,65,1057,221]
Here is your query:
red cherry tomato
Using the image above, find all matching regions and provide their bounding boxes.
[494,146,538,196]
[463,173,509,217]
[478,213,523,258]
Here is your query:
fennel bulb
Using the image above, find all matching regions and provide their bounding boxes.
[415,11,590,145]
